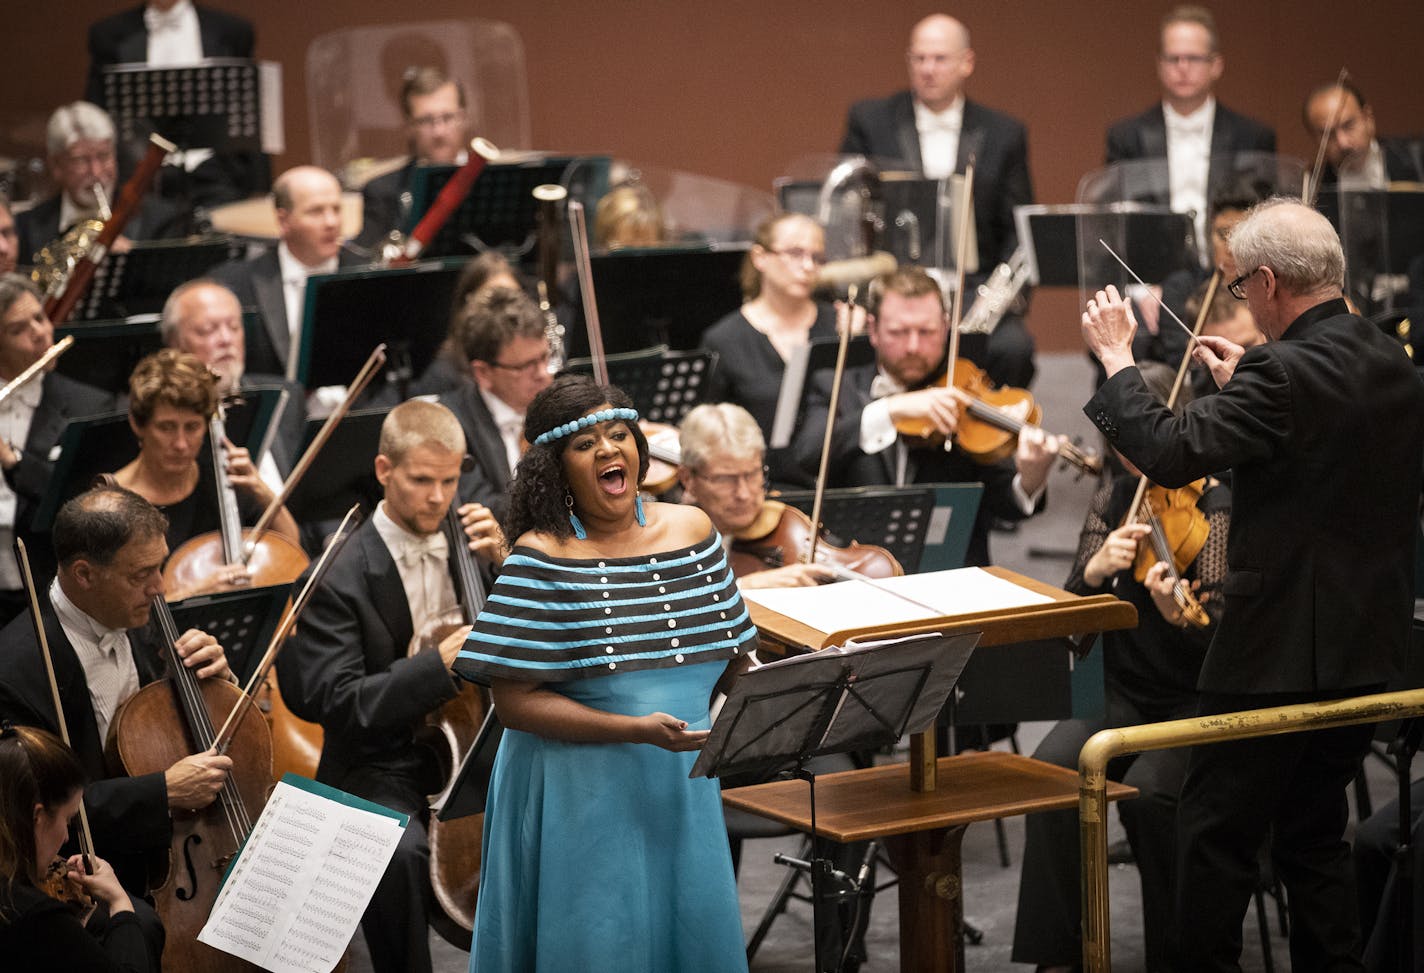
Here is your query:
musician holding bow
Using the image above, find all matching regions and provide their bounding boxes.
[1082,198,1424,970]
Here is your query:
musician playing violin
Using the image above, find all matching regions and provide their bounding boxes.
[677,402,838,589]
[1013,360,1229,973]
[113,349,300,600]
[791,266,1059,567]
[275,400,501,973]
[0,486,234,912]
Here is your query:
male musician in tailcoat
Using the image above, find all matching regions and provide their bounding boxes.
[1082,198,1424,970]
[277,401,501,973]
[14,102,182,268]
[437,286,552,519]
[840,13,1036,388]
[210,166,367,381]
[1104,5,1275,257]
[1303,78,1424,188]
[0,274,115,623]
[357,67,474,252]
[789,266,1057,569]
[84,0,270,209]
[0,486,234,904]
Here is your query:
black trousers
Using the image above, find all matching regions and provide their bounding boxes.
[1011,692,1192,971]
[1173,690,1380,973]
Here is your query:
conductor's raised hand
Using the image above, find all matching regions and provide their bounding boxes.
[638,712,710,752]
[1082,284,1138,377]
[1192,334,1246,389]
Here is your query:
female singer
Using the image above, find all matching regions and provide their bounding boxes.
[454,376,755,972]
[0,723,157,972]
[1012,361,1229,973]
[113,349,299,596]
[700,212,837,485]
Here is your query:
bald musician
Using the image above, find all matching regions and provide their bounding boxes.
[210,166,367,381]
[1083,198,1424,970]
[276,400,502,973]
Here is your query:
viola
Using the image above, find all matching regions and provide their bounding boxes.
[893,358,1103,476]
[1129,480,1212,628]
[108,597,274,973]
[730,500,901,580]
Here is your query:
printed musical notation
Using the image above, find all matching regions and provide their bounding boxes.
[198,775,407,973]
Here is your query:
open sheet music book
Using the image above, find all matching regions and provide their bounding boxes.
[198,774,407,973]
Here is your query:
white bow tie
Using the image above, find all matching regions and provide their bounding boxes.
[1168,118,1205,137]
[97,630,127,659]
[144,4,185,32]
[870,373,906,400]
[398,532,448,570]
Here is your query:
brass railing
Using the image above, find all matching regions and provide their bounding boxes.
[1078,688,1424,972]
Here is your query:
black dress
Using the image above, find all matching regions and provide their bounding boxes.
[0,883,155,973]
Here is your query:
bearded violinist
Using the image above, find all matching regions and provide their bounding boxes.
[1082,198,1424,970]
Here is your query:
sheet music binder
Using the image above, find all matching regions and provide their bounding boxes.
[691,631,978,781]
[563,345,717,424]
[71,236,244,321]
[101,59,268,153]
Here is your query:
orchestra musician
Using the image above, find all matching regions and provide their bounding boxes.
[209,165,367,381]
[699,212,839,487]
[1303,78,1424,188]
[1082,198,1424,970]
[1013,360,1229,973]
[1104,5,1274,258]
[437,286,553,520]
[0,274,115,624]
[677,402,836,588]
[0,485,234,904]
[453,376,754,972]
[0,200,18,275]
[357,66,473,251]
[112,349,299,597]
[13,102,182,268]
[274,400,499,973]
[413,251,526,398]
[0,723,159,972]
[840,13,1037,388]
[791,265,1058,568]
[159,278,307,484]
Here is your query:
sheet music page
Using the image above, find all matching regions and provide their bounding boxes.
[741,567,1053,634]
[198,777,406,973]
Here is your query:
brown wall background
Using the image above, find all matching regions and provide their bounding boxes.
[6,1,1422,352]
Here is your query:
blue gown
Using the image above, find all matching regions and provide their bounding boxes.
[455,532,755,972]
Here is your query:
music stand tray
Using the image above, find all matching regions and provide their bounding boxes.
[169,583,293,686]
[563,345,717,424]
[297,261,460,390]
[74,237,245,321]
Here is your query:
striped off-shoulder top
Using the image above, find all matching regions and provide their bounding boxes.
[453,530,759,684]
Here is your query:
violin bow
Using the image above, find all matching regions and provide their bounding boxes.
[211,504,362,753]
[808,285,859,567]
[14,539,96,871]
[1305,67,1350,208]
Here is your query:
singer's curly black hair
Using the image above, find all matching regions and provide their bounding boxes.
[502,375,649,543]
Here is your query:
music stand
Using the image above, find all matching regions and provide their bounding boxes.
[30,413,134,534]
[768,333,876,450]
[284,407,387,524]
[101,59,272,155]
[169,583,293,686]
[575,246,746,357]
[918,483,986,572]
[1317,187,1424,313]
[693,631,978,973]
[405,155,611,259]
[55,316,164,396]
[773,485,938,574]
[563,346,716,424]
[436,709,504,822]
[297,262,460,393]
[1013,203,1197,292]
[71,237,245,321]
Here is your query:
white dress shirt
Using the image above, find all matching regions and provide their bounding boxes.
[50,577,140,743]
[145,1,214,172]
[479,388,526,477]
[373,501,457,634]
[0,380,41,590]
[1338,140,1389,190]
[914,96,964,180]
[276,243,338,381]
[1163,97,1215,259]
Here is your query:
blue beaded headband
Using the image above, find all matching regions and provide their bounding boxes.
[532,407,640,447]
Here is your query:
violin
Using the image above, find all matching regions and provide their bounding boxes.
[40,857,95,918]
[894,357,1103,476]
[729,500,901,580]
[108,596,274,973]
[1129,480,1212,628]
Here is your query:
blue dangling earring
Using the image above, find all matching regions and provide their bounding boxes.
[634,493,646,527]
[566,493,587,540]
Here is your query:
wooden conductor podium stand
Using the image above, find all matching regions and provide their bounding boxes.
[724,567,1138,972]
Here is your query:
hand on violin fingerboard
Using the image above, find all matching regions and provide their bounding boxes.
[1084,523,1150,588]
[1014,426,1064,496]
[1143,561,1207,626]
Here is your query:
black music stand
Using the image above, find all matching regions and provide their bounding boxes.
[563,345,717,424]
[694,631,978,973]
[30,413,133,534]
[297,262,460,397]
[101,59,268,155]
[1012,203,1197,288]
[774,486,938,574]
[168,583,292,686]
[768,333,876,450]
[572,246,747,357]
[284,407,388,525]
[55,316,164,396]
[437,709,504,822]
[405,155,611,259]
[71,237,245,321]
